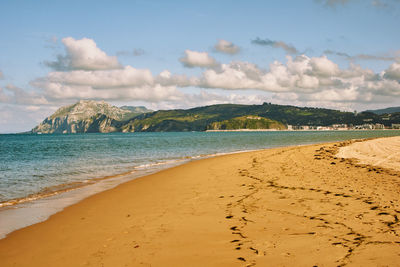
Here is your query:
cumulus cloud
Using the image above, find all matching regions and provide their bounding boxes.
[182,55,400,106]
[45,37,122,71]
[195,56,328,92]
[214,40,240,55]
[33,37,186,103]
[251,37,298,54]
[179,50,219,68]
[383,62,400,80]
[310,56,340,77]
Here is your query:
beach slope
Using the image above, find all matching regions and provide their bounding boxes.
[1,137,400,266]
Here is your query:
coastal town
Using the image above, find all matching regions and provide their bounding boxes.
[288,123,400,131]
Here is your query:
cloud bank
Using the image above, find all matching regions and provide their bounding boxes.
[5,36,398,115]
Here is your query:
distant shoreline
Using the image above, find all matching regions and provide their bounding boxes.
[206,128,399,132]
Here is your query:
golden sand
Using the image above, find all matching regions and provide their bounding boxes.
[1,138,400,266]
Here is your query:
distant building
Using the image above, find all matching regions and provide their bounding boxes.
[392,124,400,129]
[332,124,348,130]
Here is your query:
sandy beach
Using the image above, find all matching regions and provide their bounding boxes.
[1,137,400,266]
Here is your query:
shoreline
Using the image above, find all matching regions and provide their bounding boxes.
[1,137,400,266]
[2,130,399,211]
[0,148,263,239]
[0,133,378,239]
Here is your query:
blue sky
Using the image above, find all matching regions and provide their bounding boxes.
[0,0,399,132]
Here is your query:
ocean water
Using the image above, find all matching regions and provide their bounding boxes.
[1,130,400,204]
[0,130,399,237]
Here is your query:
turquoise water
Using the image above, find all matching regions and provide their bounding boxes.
[1,131,399,204]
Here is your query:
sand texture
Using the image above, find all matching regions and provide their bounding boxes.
[1,139,400,266]
[337,136,400,172]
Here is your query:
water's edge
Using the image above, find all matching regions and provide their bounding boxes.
[1,131,399,239]
[0,148,255,239]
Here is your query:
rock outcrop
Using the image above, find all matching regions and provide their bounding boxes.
[31,100,151,133]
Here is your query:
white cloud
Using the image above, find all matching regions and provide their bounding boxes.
[185,55,400,106]
[214,40,240,55]
[179,50,219,68]
[45,37,122,71]
[383,62,400,81]
[37,66,154,88]
[309,56,340,77]
[156,70,199,87]
[0,104,58,133]
[147,90,269,110]
[34,78,183,103]
[0,85,48,105]
[25,37,400,115]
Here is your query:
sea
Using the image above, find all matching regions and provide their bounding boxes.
[0,130,399,238]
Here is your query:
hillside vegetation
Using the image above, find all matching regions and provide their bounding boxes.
[207,116,286,130]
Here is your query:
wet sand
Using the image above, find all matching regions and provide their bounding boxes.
[0,138,400,266]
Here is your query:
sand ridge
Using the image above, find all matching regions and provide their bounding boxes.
[0,139,400,266]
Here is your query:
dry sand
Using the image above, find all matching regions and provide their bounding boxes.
[337,136,400,172]
[1,138,400,266]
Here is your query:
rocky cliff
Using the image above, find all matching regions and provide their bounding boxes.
[31,100,151,133]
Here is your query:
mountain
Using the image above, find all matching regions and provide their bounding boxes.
[31,100,148,134]
[120,106,153,114]
[364,107,400,115]
[31,101,400,133]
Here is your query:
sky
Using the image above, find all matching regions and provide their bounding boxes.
[0,0,400,133]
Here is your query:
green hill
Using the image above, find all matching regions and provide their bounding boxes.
[207,116,286,130]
